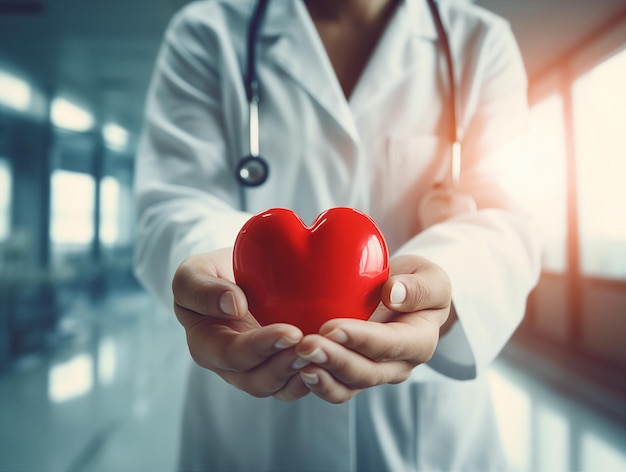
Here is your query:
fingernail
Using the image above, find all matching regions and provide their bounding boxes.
[325,328,348,344]
[274,337,299,349]
[390,281,407,305]
[218,291,239,317]
[298,347,327,364]
[291,357,310,370]
[300,372,319,385]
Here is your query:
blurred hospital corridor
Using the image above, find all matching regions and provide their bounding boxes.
[1,0,625,471]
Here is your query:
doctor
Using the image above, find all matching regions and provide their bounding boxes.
[134,0,540,470]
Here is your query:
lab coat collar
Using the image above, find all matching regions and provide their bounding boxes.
[408,0,439,40]
[348,0,439,115]
[256,0,438,141]
[259,0,359,141]
[259,0,438,40]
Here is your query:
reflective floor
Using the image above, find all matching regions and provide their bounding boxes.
[0,290,188,472]
[489,349,626,472]
[0,290,624,472]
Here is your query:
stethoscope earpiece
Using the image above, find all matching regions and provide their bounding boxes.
[236,155,270,187]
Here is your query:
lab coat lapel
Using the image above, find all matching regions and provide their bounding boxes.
[259,0,359,142]
[349,0,438,116]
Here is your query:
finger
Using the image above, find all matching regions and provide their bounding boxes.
[295,335,412,389]
[172,250,248,320]
[273,374,311,402]
[218,347,306,398]
[299,366,359,404]
[177,304,303,372]
[319,317,441,365]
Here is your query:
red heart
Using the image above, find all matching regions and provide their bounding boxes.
[233,208,389,335]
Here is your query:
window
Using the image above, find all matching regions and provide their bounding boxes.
[0,71,31,112]
[573,48,626,279]
[521,32,626,368]
[103,123,129,152]
[0,158,11,242]
[48,354,94,403]
[50,170,95,246]
[51,97,94,132]
[100,176,120,246]
[528,95,568,272]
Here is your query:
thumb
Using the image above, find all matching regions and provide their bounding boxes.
[172,252,249,320]
[381,272,450,314]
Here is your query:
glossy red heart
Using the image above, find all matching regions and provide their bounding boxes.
[233,208,389,335]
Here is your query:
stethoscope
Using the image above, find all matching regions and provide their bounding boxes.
[236,0,476,227]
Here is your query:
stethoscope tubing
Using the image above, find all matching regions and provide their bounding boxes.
[237,0,271,187]
[426,0,463,186]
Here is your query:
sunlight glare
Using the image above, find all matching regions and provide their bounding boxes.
[574,48,626,279]
[51,97,94,132]
[0,159,11,241]
[488,368,532,471]
[100,176,120,246]
[49,354,94,403]
[0,71,31,111]
[50,170,95,245]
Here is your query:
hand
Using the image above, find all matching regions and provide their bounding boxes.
[293,254,452,404]
[172,248,310,402]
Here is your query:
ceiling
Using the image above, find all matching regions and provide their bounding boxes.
[0,0,625,141]
[0,0,192,136]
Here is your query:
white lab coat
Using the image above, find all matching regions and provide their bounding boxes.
[134,0,541,470]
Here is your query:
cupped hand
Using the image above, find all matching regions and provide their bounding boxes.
[293,254,452,404]
[172,248,310,402]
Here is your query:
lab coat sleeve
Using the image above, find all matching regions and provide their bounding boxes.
[398,17,541,380]
[133,5,251,309]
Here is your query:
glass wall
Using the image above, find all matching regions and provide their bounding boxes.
[0,71,137,362]
[521,35,626,374]
[573,48,626,280]
[526,49,626,281]
[527,94,568,273]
